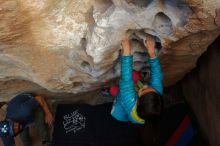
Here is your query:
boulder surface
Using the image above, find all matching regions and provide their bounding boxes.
[0,0,220,98]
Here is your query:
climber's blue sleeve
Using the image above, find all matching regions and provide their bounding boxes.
[111,93,129,122]
[119,56,144,124]
[111,56,133,122]
[111,55,144,124]
[119,56,136,113]
[148,57,163,95]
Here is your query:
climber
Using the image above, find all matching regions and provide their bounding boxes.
[102,35,163,124]
[0,93,54,146]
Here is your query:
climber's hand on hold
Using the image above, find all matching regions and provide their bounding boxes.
[144,35,156,58]
[121,38,131,55]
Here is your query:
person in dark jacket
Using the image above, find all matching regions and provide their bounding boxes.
[110,35,163,124]
[0,93,54,146]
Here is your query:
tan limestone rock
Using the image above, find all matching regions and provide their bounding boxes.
[0,0,220,98]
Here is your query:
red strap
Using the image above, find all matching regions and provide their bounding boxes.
[110,85,119,97]
[165,115,190,146]
[109,70,143,96]
[132,70,143,83]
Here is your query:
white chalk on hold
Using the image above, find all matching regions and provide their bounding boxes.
[133,31,149,46]
[134,31,148,40]
[143,37,147,47]
[136,32,161,46]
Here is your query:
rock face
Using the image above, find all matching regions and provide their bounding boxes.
[182,36,220,146]
[0,0,220,96]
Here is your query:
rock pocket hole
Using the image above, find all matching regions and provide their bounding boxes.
[140,66,151,81]
[155,0,192,27]
[125,0,153,7]
[72,82,82,89]
[153,12,172,36]
[80,38,87,51]
[80,61,92,73]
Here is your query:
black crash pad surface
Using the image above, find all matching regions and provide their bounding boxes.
[52,103,140,146]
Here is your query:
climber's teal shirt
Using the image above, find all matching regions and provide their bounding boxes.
[111,55,163,124]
